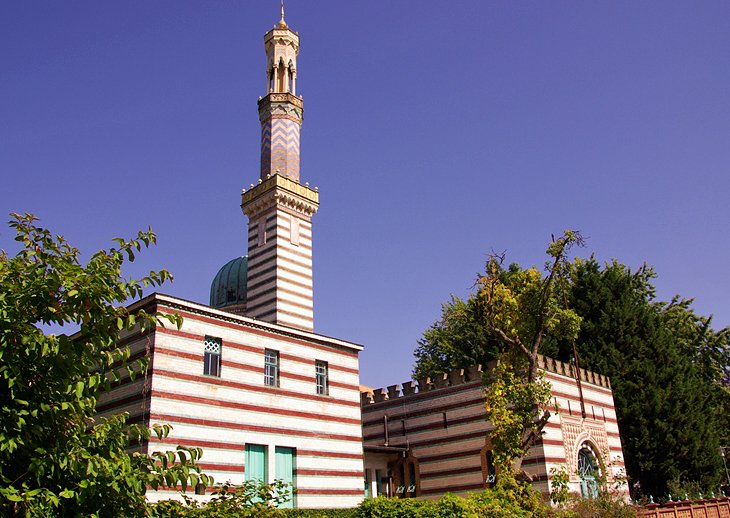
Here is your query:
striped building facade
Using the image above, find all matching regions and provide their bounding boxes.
[97,294,365,508]
[361,356,629,500]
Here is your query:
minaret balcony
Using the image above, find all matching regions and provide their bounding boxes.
[241,173,319,220]
[258,91,303,110]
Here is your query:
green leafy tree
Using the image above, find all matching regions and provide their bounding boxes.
[413,240,730,496]
[478,231,583,476]
[569,258,729,497]
[0,213,211,517]
[413,295,498,380]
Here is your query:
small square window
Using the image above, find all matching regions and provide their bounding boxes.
[265,349,279,387]
[203,336,221,377]
[315,360,328,395]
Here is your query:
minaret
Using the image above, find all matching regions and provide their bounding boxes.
[241,5,319,332]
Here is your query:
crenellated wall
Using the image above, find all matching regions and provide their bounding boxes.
[361,355,610,406]
[361,355,628,500]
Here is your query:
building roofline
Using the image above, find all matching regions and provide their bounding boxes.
[129,292,364,353]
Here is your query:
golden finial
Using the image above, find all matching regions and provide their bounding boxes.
[278,0,287,28]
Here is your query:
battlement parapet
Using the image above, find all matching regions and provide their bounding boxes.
[535,354,611,389]
[361,355,612,406]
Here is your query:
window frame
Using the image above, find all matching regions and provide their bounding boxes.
[265,349,280,387]
[315,360,329,395]
[203,335,222,377]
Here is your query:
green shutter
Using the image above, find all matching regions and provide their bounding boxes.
[275,446,296,508]
[245,444,267,483]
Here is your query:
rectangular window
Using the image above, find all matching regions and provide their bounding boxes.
[245,444,267,483]
[203,336,221,377]
[315,360,328,395]
[265,349,279,387]
[275,447,296,508]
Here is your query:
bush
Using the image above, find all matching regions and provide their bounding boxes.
[282,509,358,518]
[356,482,550,518]
[357,496,434,518]
[555,493,636,518]
[148,480,292,518]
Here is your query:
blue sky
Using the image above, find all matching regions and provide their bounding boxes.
[2,1,729,389]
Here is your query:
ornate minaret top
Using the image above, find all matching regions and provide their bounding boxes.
[258,2,302,181]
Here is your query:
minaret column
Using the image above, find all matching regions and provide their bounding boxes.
[242,9,318,332]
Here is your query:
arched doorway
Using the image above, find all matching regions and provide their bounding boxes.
[577,445,600,498]
[390,451,420,498]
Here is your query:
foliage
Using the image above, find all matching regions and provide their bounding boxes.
[569,258,729,497]
[550,466,571,505]
[357,482,548,518]
[281,509,358,518]
[149,480,293,517]
[411,232,730,498]
[477,231,583,473]
[557,492,636,518]
[413,295,498,380]
[356,496,434,518]
[0,213,210,517]
[484,357,552,474]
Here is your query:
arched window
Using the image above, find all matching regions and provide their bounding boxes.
[578,445,600,498]
[277,60,286,92]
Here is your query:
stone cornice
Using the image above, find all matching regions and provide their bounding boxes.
[259,92,303,110]
[241,174,319,219]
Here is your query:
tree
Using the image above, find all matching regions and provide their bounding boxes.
[413,246,730,497]
[0,213,210,517]
[569,258,729,497]
[413,295,499,381]
[476,231,583,475]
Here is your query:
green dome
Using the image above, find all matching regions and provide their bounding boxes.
[210,256,248,310]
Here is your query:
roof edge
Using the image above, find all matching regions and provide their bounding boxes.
[144,292,364,352]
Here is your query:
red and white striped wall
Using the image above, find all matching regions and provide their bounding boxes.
[245,205,314,332]
[98,294,364,509]
[361,357,629,500]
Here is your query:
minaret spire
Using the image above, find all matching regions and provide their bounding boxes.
[241,10,319,332]
[279,0,286,28]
